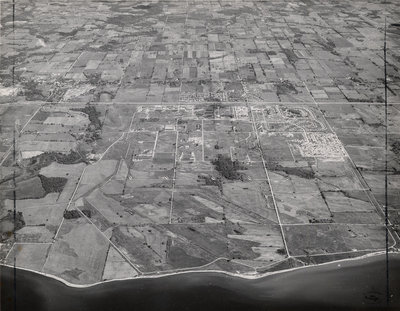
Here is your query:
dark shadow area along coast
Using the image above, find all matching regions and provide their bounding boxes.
[1,253,400,311]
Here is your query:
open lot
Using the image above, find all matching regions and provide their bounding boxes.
[283,224,392,256]
[42,218,109,285]
[5,243,51,271]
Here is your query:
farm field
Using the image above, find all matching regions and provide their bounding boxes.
[0,0,400,286]
[1,102,398,284]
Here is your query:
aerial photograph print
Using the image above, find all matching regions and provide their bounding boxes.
[0,0,400,310]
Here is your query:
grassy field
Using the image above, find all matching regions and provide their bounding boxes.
[43,218,109,285]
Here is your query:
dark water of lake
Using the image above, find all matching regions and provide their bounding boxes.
[1,253,400,311]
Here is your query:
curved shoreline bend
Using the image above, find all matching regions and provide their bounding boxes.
[1,251,400,311]
[1,250,399,288]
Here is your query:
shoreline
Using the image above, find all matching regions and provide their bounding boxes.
[1,250,398,289]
